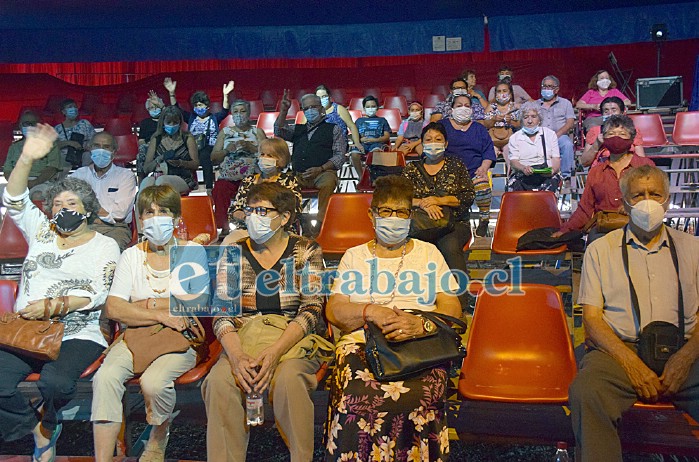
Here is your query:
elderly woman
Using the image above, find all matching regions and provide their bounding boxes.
[553,115,655,242]
[0,124,119,462]
[91,184,209,462]
[438,95,497,237]
[483,81,521,156]
[136,91,165,183]
[506,102,562,192]
[210,99,267,234]
[53,98,96,168]
[403,122,474,308]
[316,84,363,151]
[142,106,199,194]
[203,182,328,462]
[222,138,302,244]
[575,70,632,120]
[394,102,428,153]
[325,174,462,461]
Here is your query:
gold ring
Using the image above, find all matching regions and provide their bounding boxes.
[399,329,403,334]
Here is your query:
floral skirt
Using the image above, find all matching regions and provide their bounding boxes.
[325,343,450,462]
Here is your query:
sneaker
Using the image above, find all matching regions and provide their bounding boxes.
[475,220,489,237]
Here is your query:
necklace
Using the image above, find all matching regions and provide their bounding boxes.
[369,240,407,305]
[142,242,169,294]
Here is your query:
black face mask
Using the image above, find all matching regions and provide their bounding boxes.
[51,208,88,233]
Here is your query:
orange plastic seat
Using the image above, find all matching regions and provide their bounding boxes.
[180,195,217,244]
[0,214,29,260]
[275,99,300,119]
[315,193,374,257]
[294,111,306,125]
[260,90,277,110]
[0,279,18,314]
[377,108,402,133]
[112,134,139,165]
[104,117,133,136]
[491,191,566,255]
[628,114,668,147]
[383,96,408,117]
[219,114,235,129]
[459,283,577,403]
[256,112,279,138]
[672,111,699,146]
[348,110,362,123]
[356,169,373,193]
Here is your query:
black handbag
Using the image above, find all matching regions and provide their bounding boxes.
[364,309,467,381]
[622,227,686,376]
[409,162,455,242]
[61,124,84,168]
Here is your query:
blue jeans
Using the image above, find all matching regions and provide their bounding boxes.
[558,135,574,178]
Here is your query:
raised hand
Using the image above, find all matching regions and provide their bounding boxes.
[222,80,235,96]
[21,124,58,162]
[279,89,291,113]
[148,90,160,102]
[164,77,177,93]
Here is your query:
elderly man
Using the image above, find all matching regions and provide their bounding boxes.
[3,110,62,201]
[274,90,346,232]
[70,132,137,250]
[488,65,532,105]
[569,165,699,462]
[536,75,576,181]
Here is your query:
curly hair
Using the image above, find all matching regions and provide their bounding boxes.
[43,177,100,223]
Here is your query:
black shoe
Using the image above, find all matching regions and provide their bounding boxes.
[475,220,489,237]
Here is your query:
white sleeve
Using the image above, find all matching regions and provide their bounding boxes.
[109,247,136,301]
[507,133,521,161]
[428,243,460,294]
[2,187,50,246]
[104,170,138,223]
[546,128,560,159]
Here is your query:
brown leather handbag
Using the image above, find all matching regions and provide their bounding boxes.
[489,126,513,149]
[123,316,205,374]
[0,298,66,361]
[583,210,629,234]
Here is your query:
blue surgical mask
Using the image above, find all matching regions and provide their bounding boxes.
[246,213,282,244]
[65,107,79,119]
[90,148,113,169]
[374,217,411,246]
[142,216,174,246]
[194,107,208,117]
[602,114,611,122]
[164,124,179,135]
[21,127,30,137]
[365,107,378,117]
[232,113,248,126]
[258,157,277,175]
[149,108,162,118]
[423,142,446,161]
[521,125,540,135]
[304,108,320,124]
[320,96,330,108]
[541,89,555,101]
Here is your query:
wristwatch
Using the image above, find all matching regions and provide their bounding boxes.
[420,316,436,334]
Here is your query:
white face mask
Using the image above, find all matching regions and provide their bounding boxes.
[258,157,277,175]
[627,199,667,233]
[409,111,422,121]
[143,216,174,246]
[597,78,612,90]
[246,213,282,244]
[452,88,469,97]
[365,107,378,117]
[452,106,472,123]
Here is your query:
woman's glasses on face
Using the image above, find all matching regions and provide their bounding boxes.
[243,206,278,217]
[373,207,411,219]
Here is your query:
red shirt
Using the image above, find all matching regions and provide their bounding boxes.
[561,155,656,233]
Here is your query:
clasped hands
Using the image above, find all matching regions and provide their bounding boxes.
[625,350,695,403]
[231,346,283,395]
[372,306,424,343]
[417,196,444,220]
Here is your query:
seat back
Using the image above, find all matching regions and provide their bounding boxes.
[0,215,29,260]
[92,103,117,126]
[330,88,347,106]
[348,110,362,123]
[383,96,408,117]
[130,104,150,125]
[219,114,235,129]
[672,111,699,146]
[104,117,133,136]
[260,90,277,110]
[376,108,402,133]
[256,112,279,137]
[294,111,306,125]
[363,87,382,101]
[248,100,264,120]
[180,196,217,244]
[491,191,564,254]
[431,85,449,98]
[113,134,139,165]
[459,283,577,403]
[315,193,374,255]
[397,86,417,103]
[628,114,668,147]
[209,101,224,115]
[0,279,18,314]
[275,99,300,118]
[348,98,364,112]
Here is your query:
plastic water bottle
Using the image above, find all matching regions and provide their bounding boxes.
[553,442,570,462]
[175,218,188,240]
[246,391,263,426]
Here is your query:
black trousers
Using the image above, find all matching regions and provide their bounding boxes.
[199,145,214,189]
[0,339,103,441]
[435,221,472,309]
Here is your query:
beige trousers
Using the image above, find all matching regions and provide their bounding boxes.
[201,353,321,462]
[90,340,196,425]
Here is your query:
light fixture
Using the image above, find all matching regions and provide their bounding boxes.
[651,23,667,42]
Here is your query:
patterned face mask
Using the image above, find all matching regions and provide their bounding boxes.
[51,208,88,233]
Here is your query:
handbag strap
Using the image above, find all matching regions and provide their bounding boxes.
[404,309,467,334]
[540,131,549,169]
[621,225,683,338]
[415,161,439,194]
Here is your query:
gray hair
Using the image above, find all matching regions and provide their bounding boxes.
[91,131,117,150]
[519,102,543,124]
[231,99,251,114]
[301,94,321,106]
[619,165,669,200]
[145,96,164,110]
[601,114,637,140]
[542,75,560,87]
[43,177,101,223]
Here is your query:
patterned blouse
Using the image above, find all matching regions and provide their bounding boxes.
[153,135,197,191]
[402,156,475,220]
[484,102,521,128]
[227,170,302,228]
[218,126,259,181]
[212,235,325,338]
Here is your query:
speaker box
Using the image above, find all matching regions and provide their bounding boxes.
[636,76,683,110]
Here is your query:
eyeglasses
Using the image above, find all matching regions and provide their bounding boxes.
[541,84,558,90]
[373,207,412,219]
[301,104,322,111]
[243,206,278,217]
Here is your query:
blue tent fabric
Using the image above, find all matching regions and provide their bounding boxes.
[0,18,484,63]
[489,2,699,51]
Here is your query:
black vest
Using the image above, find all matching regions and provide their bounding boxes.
[291,122,335,172]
